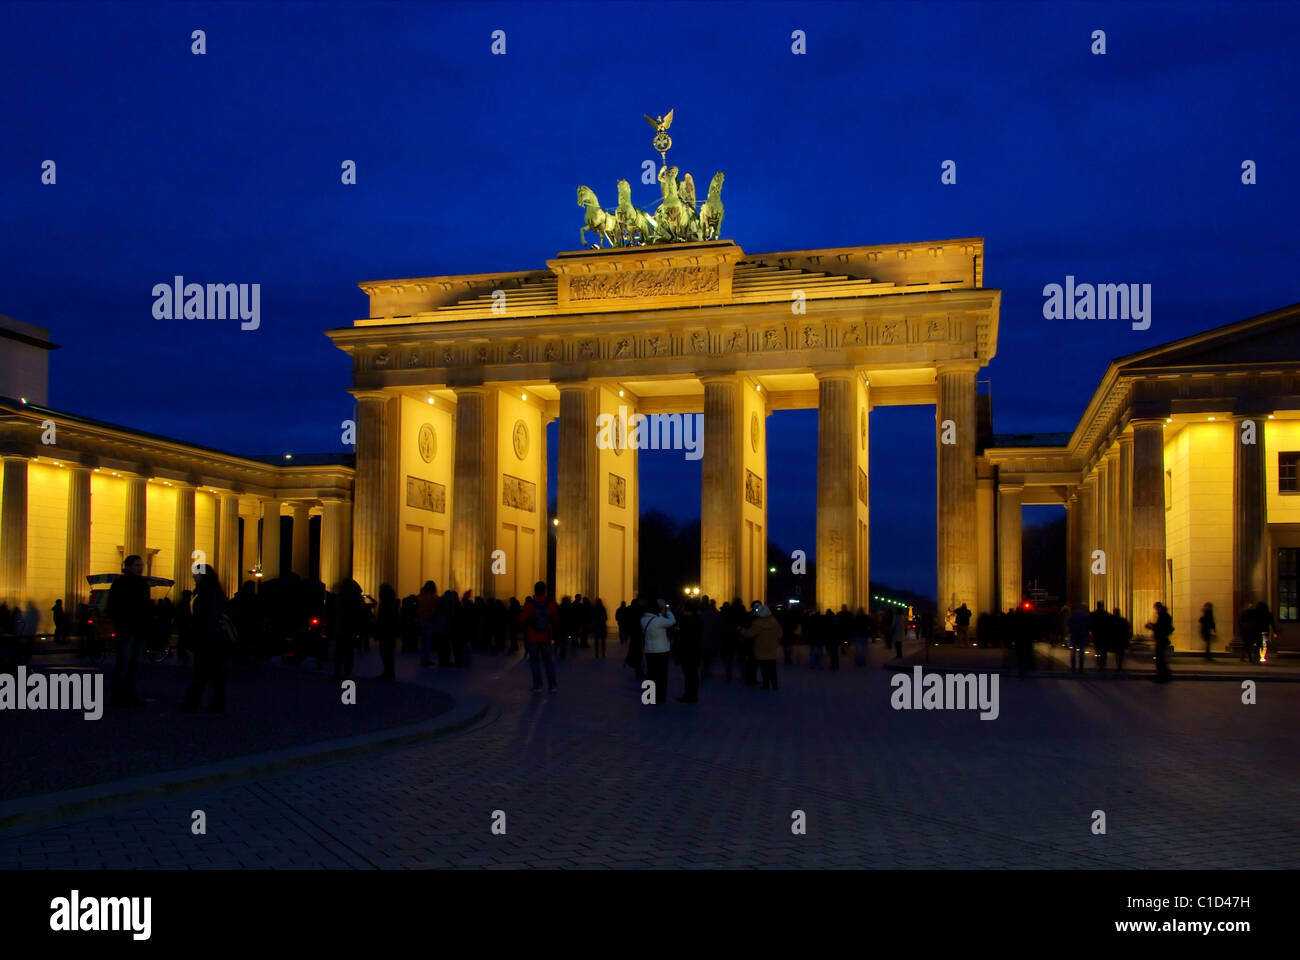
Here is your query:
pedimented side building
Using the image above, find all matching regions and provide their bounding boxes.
[986,303,1300,649]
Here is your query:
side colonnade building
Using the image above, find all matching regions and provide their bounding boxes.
[0,315,354,631]
[984,304,1300,649]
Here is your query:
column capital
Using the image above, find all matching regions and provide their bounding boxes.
[935,358,982,377]
[1116,432,1134,449]
[553,381,595,393]
[1128,416,1168,429]
[812,366,859,383]
[997,483,1024,495]
[350,388,394,402]
[698,372,742,388]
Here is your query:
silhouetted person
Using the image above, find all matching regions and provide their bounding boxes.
[892,608,905,659]
[106,554,150,706]
[418,580,439,660]
[592,598,608,658]
[675,599,702,702]
[507,597,522,655]
[1089,602,1110,670]
[1199,602,1216,661]
[1065,604,1088,672]
[521,581,558,693]
[332,579,367,681]
[954,603,972,647]
[375,583,399,680]
[433,589,457,666]
[51,599,68,643]
[1254,601,1275,662]
[180,564,229,714]
[742,601,783,691]
[641,599,675,705]
[175,589,194,663]
[1111,609,1131,671]
[625,598,647,679]
[1147,602,1174,682]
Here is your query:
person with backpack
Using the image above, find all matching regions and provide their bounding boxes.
[520,581,559,693]
[180,564,232,714]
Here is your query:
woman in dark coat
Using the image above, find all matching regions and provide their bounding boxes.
[181,565,229,714]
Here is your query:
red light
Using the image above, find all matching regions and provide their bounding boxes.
[309,618,319,626]
[87,619,94,624]
[1022,601,1032,610]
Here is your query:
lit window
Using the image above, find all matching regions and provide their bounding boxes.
[1280,452,1300,494]
[1279,548,1298,622]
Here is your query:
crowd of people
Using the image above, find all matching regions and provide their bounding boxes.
[4,553,1287,710]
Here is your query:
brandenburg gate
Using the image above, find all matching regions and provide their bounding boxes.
[327,237,1001,613]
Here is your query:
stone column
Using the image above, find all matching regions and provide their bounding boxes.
[241,500,261,584]
[124,474,147,561]
[998,484,1023,611]
[1065,491,1079,609]
[1233,413,1269,640]
[556,385,596,600]
[1116,435,1133,619]
[1077,478,1095,608]
[171,482,195,601]
[319,498,350,589]
[352,391,397,596]
[216,493,239,592]
[538,416,551,589]
[290,501,311,578]
[63,465,92,611]
[451,387,493,597]
[1106,448,1122,612]
[936,362,979,612]
[815,371,858,611]
[701,375,742,603]
[0,456,27,602]
[1131,420,1167,632]
[261,500,282,580]
[1093,459,1109,609]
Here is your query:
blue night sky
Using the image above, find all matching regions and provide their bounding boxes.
[3,1,1298,598]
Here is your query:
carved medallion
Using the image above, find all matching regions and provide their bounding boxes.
[507,342,524,362]
[545,341,561,361]
[727,330,745,352]
[374,350,392,369]
[512,420,529,460]
[750,412,760,452]
[690,331,708,353]
[613,338,632,359]
[801,325,824,348]
[860,410,867,451]
[763,329,781,351]
[406,350,421,368]
[418,423,437,463]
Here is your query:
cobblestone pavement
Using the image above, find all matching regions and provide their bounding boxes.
[3,640,1296,869]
